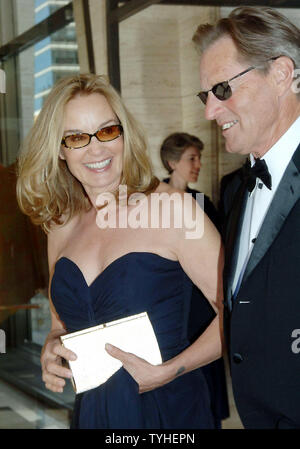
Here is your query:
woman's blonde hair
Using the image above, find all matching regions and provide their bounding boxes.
[17,74,159,232]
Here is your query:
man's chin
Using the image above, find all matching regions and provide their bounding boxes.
[224,141,244,155]
[224,140,234,153]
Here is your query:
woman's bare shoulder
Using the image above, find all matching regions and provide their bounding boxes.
[48,213,78,238]
[47,214,80,264]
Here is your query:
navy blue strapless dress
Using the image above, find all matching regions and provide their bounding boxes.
[51,252,214,429]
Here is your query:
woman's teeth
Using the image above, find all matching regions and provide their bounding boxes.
[85,158,112,169]
[222,120,238,130]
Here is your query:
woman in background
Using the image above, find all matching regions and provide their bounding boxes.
[161,132,229,428]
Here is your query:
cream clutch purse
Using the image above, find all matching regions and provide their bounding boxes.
[60,312,162,394]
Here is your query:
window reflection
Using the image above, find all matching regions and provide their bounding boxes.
[0,0,79,350]
[34,1,79,117]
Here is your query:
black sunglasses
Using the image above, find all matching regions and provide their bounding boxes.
[61,124,123,149]
[197,57,280,105]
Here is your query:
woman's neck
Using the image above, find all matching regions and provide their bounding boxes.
[168,173,187,192]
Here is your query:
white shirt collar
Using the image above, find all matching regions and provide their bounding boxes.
[250,115,300,191]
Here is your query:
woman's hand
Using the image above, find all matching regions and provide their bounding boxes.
[105,314,223,394]
[41,329,77,393]
[105,343,173,393]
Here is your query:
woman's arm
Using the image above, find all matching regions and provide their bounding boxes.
[106,194,224,392]
[40,227,77,393]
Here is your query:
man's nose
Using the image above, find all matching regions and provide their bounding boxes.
[204,92,224,121]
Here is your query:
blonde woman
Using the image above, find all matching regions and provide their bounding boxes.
[17,74,223,429]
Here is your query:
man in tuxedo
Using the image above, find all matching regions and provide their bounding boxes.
[192,6,300,428]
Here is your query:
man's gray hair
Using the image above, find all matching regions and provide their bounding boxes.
[193,6,300,97]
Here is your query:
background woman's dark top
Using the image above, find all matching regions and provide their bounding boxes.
[164,178,229,427]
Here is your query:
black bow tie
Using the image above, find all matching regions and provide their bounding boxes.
[243,158,272,193]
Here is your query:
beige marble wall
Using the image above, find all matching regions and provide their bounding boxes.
[120,6,182,180]
[177,6,220,199]
[73,0,108,75]
[119,4,220,202]
[89,0,108,75]
[73,0,91,73]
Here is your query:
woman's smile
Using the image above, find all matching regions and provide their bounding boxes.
[84,157,113,171]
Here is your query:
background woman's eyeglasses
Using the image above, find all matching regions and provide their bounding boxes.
[61,124,123,149]
[197,57,280,105]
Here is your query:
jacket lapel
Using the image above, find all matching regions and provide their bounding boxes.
[223,178,248,310]
[241,143,300,286]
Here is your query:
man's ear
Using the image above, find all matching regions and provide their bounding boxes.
[271,56,295,97]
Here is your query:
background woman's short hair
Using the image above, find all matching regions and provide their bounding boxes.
[160,132,204,174]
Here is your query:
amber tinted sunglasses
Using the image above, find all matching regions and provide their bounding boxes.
[61,124,123,149]
[197,57,279,105]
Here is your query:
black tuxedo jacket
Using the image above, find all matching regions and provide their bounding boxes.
[222,143,300,429]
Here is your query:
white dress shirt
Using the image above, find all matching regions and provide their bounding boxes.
[232,116,300,296]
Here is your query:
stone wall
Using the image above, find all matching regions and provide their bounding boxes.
[119,4,220,202]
